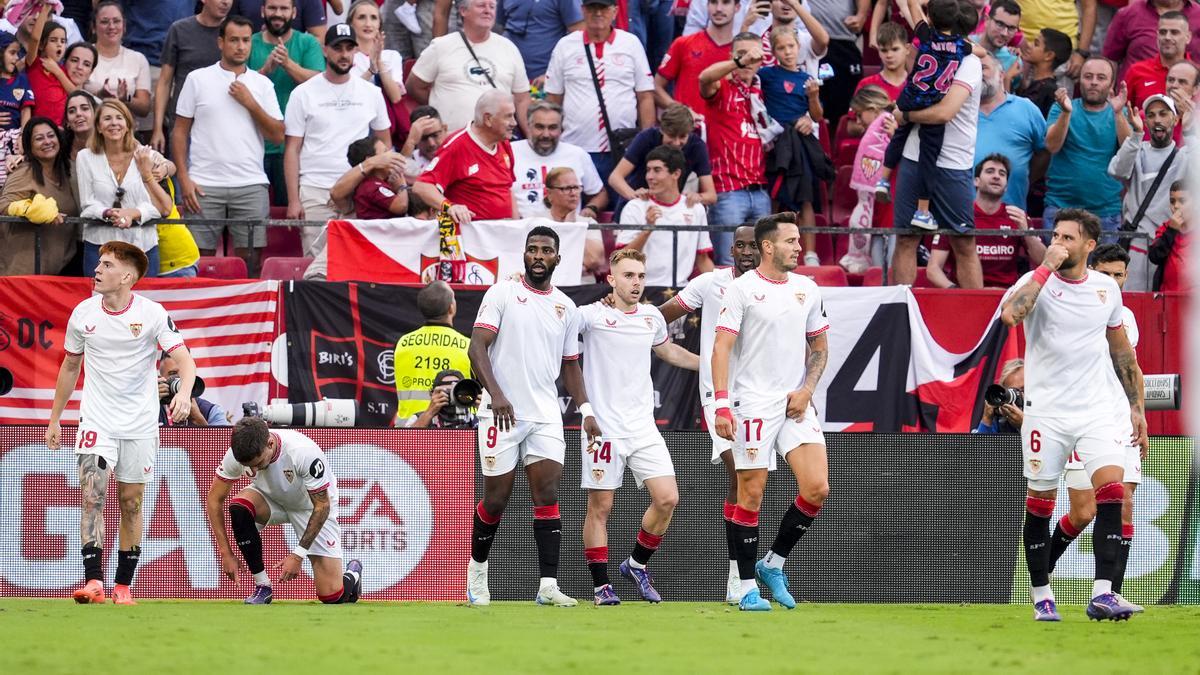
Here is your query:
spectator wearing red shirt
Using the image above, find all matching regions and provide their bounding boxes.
[855,21,907,103]
[347,136,410,219]
[699,32,772,266]
[1103,0,1200,79]
[1147,180,1192,291]
[926,153,1046,288]
[654,0,740,117]
[412,89,519,225]
[1122,11,1192,109]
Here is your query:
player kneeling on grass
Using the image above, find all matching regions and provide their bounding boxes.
[580,249,700,605]
[711,213,832,612]
[205,418,362,605]
[47,241,195,606]
[1000,209,1148,622]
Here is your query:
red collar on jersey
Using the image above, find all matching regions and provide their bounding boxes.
[269,433,283,464]
[101,295,134,316]
[521,277,553,295]
[649,194,682,208]
[623,306,639,315]
[1054,270,1088,285]
[754,269,788,285]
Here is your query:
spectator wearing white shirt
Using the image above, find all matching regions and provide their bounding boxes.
[544,0,655,188]
[83,2,152,133]
[172,16,284,276]
[511,100,606,218]
[405,0,531,135]
[347,1,405,130]
[618,145,714,287]
[284,22,390,276]
[76,100,175,276]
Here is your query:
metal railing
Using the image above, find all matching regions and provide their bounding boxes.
[3,215,1154,287]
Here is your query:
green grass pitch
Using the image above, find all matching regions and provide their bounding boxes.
[3,600,1199,673]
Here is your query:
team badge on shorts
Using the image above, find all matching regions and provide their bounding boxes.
[795,292,806,305]
[554,304,566,319]
[746,447,759,461]
[484,456,496,469]
[283,469,294,483]
[128,323,143,337]
[1027,458,1043,474]
[1096,290,1107,303]
[591,468,605,482]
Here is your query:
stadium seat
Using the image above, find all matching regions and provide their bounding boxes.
[260,256,313,281]
[795,265,849,287]
[913,266,932,288]
[817,118,832,159]
[862,64,882,78]
[197,256,248,280]
[597,210,614,224]
[1030,217,1043,230]
[265,208,304,259]
[811,213,833,265]
[831,165,858,227]
[860,266,884,286]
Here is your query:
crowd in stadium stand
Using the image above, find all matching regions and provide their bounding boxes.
[0,0,1193,293]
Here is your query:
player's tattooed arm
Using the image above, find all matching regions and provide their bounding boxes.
[77,454,109,548]
[1108,327,1149,452]
[298,490,331,550]
[1000,282,1043,327]
[801,332,829,393]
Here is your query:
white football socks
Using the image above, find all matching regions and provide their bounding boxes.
[762,551,785,569]
[1031,585,1054,604]
[1092,580,1112,599]
[254,570,270,586]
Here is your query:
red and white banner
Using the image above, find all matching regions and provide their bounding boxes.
[0,277,279,425]
[325,218,590,285]
[0,427,472,599]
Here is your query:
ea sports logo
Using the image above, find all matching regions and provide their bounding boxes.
[328,444,433,593]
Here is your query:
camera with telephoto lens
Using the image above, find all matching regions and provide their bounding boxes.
[437,378,483,429]
[160,375,204,404]
[242,399,358,427]
[984,384,1024,409]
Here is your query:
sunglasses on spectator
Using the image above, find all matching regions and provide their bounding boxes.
[113,187,125,209]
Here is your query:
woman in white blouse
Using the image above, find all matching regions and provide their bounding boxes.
[83,2,152,133]
[348,0,405,105]
[76,99,174,276]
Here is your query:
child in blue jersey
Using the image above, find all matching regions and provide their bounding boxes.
[876,0,981,230]
[0,32,34,185]
[758,29,824,129]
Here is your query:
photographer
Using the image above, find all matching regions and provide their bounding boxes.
[403,369,479,429]
[158,353,228,427]
[975,358,1024,434]
[393,281,472,423]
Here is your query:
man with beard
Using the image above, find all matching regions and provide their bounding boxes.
[412,89,520,224]
[974,54,1047,213]
[1000,209,1148,622]
[971,0,1022,87]
[284,23,390,278]
[510,100,607,219]
[711,213,831,611]
[1122,11,1192,110]
[172,16,283,277]
[660,224,759,603]
[1165,60,1199,141]
[249,0,324,206]
[466,226,602,607]
[1043,56,1132,237]
[1108,94,1194,291]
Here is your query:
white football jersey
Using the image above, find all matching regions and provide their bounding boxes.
[617,196,712,287]
[216,429,338,514]
[578,302,669,438]
[1003,270,1126,419]
[675,267,736,401]
[474,278,580,423]
[1120,306,1139,349]
[716,270,829,416]
[63,293,185,439]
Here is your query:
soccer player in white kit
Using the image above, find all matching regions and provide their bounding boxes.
[579,249,700,605]
[1047,244,1145,608]
[659,224,760,603]
[999,209,1148,622]
[467,226,602,607]
[45,242,197,605]
[711,214,831,612]
[205,418,362,605]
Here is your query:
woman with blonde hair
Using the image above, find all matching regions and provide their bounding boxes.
[75,99,175,276]
[348,0,407,145]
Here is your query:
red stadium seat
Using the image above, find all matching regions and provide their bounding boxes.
[817,118,832,159]
[260,256,313,281]
[810,213,833,266]
[1030,217,1043,230]
[913,266,932,288]
[197,256,248,280]
[265,209,304,259]
[597,210,614,224]
[861,266,884,286]
[862,64,882,78]
[834,114,853,147]
[831,165,858,227]
[794,265,849,286]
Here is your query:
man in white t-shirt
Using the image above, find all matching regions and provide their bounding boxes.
[206,419,363,605]
[405,0,532,135]
[577,248,699,606]
[659,223,759,603]
[46,241,195,606]
[544,0,656,182]
[617,145,714,287]
[172,16,284,276]
[891,52,984,287]
[466,226,601,608]
[284,23,390,276]
[711,214,831,612]
[512,100,606,219]
[999,209,1148,622]
[1046,243,1146,611]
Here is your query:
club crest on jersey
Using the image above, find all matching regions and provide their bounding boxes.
[795,292,806,305]
[554,304,566,319]
[128,322,143,337]
[283,469,295,483]
[591,468,605,482]
[1096,290,1107,303]
[644,317,654,330]
[1027,458,1042,475]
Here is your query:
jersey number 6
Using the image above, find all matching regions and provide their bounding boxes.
[1029,429,1041,453]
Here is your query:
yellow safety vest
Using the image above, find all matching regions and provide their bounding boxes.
[393,323,472,420]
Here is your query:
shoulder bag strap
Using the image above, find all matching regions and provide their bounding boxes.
[459,30,497,88]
